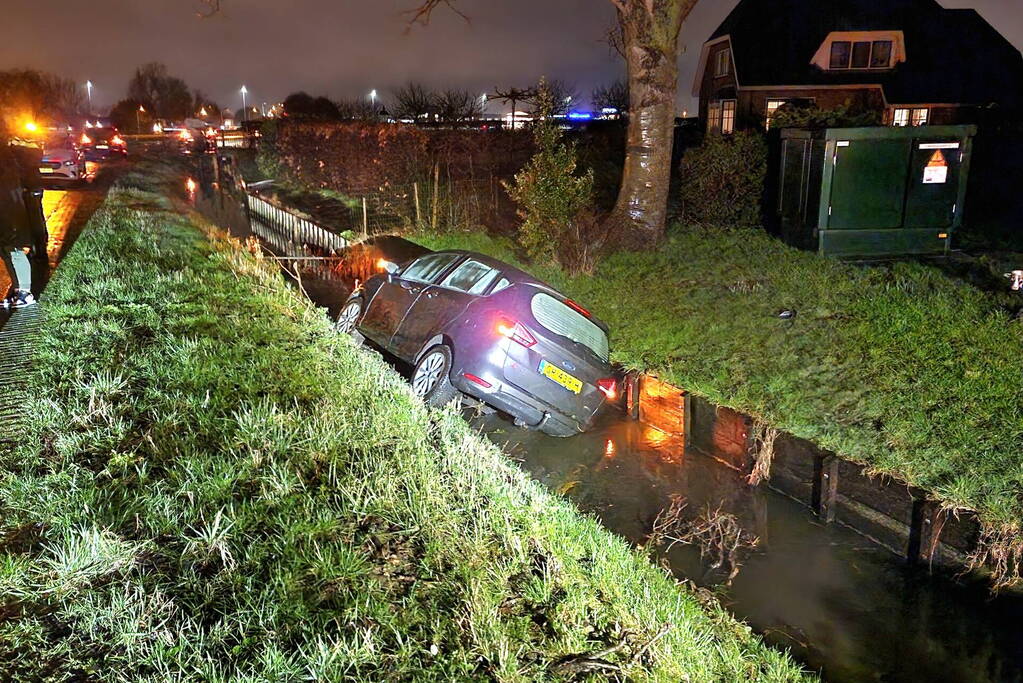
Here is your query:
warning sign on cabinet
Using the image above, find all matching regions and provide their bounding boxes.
[923,150,948,184]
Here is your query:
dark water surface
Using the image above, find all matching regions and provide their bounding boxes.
[193,170,1023,683]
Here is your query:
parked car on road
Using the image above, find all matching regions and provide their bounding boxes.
[80,126,127,160]
[38,128,86,180]
[336,250,616,437]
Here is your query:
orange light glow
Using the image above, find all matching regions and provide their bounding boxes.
[24,121,38,133]
[80,133,92,144]
[111,135,124,145]
[186,178,197,193]
[376,258,388,271]
[604,439,616,457]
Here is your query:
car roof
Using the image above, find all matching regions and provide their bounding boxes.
[430,250,610,332]
[431,250,545,287]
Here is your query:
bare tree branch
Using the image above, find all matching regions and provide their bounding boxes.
[405,0,469,27]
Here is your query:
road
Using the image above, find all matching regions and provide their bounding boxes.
[0,164,117,331]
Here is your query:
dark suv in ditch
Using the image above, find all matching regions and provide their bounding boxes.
[336,250,616,437]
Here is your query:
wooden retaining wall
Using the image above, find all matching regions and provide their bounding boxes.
[625,373,981,570]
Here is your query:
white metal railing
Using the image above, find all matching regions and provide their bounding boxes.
[245,194,349,255]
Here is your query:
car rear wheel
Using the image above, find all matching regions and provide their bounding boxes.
[412,345,459,407]
[335,296,363,335]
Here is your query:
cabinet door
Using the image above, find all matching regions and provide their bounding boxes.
[828,139,911,231]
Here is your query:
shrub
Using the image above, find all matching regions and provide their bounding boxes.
[504,79,596,268]
[678,131,768,228]
[770,102,881,130]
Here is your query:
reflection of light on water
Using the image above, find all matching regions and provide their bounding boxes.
[642,424,685,463]
[605,439,616,457]
[186,178,197,193]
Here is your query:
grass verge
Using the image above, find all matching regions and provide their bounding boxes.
[412,227,1023,582]
[0,176,810,680]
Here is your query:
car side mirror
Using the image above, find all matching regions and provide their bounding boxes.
[378,259,399,275]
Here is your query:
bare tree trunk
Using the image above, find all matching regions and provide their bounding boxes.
[607,0,696,248]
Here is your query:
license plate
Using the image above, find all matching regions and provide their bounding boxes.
[96,145,108,149]
[539,359,582,394]
[39,167,55,174]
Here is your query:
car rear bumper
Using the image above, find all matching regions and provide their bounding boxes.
[453,371,599,436]
[40,166,79,179]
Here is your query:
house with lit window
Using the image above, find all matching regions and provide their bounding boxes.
[693,0,1023,134]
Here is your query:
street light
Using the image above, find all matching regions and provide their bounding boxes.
[240,85,248,122]
[480,92,488,118]
[86,80,93,114]
[136,105,145,134]
[369,89,377,115]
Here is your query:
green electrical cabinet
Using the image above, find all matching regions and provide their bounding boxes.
[777,125,976,259]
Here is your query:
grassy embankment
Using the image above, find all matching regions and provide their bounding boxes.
[413,228,1023,583]
[0,170,810,680]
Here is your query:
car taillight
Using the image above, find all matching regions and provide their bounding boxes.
[565,299,591,317]
[597,378,617,401]
[111,136,124,145]
[496,317,536,348]
[80,134,91,144]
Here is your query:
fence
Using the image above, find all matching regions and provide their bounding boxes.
[245,193,349,255]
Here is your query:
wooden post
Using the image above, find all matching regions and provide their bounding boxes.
[362,197,368,237]
[414,182,422,226]
[431,163,440,230]
[812,454,839,523]
[628,373,641,421]
[907,497,942,567]
[683,391,692,447]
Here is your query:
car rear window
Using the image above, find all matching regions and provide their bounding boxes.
[441,259,499,294]
[401,253,459,284]
[530,292,609,362]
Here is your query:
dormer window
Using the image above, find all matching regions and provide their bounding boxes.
[828,39,894,70]
[715,48,731,77]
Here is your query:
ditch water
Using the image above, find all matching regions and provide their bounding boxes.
[190,163,1023,683]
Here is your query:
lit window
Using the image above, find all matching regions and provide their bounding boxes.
[892,108,910,126]
[721,100,736,134]
[830,41,851,69]
[766,99,789,130]
[912,108,929,126]
[715,48,731,77]
[708,100,722,133]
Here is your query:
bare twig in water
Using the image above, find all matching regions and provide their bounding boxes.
[649,499,759,584]
[747,420,780,486]
[647,494,687,549]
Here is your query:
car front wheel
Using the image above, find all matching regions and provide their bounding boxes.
[412,345,459,407]
[335,296,363,335]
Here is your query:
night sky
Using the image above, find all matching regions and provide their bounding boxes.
[2,0,1021,114]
